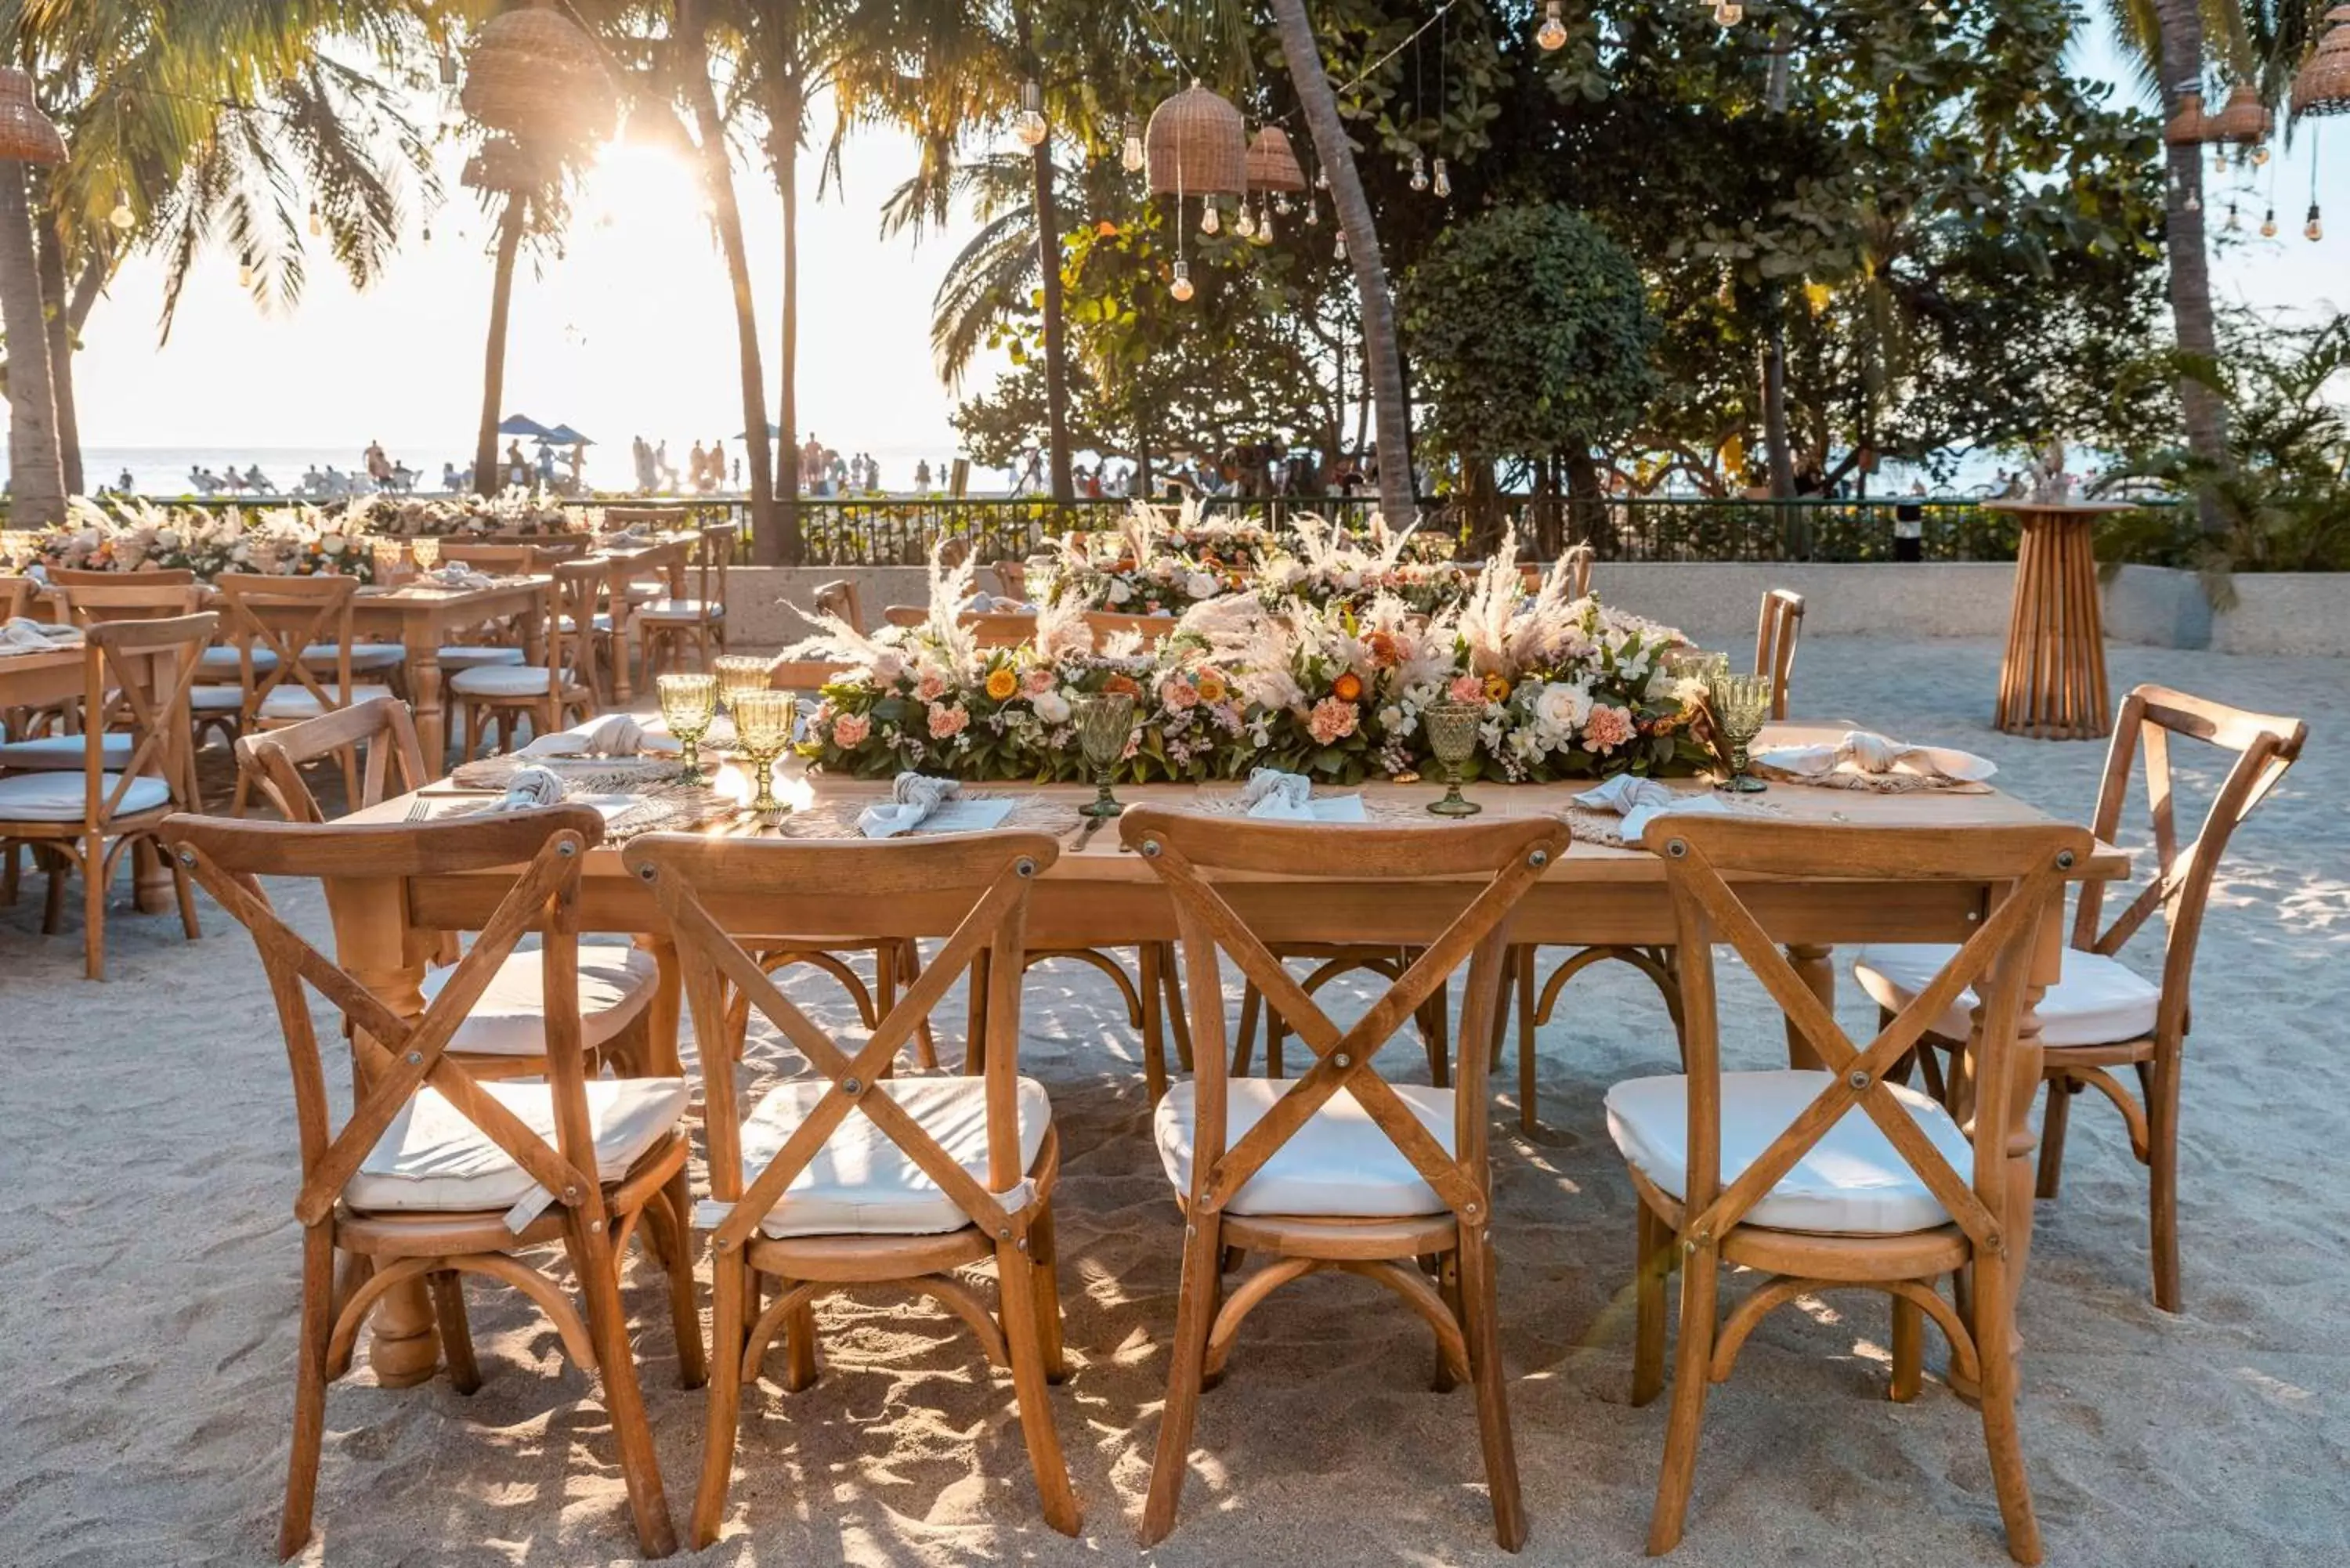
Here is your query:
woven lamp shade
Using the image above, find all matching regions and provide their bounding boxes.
[2163,89,2211,145]
[458,3,617,147]
[1244,126,1307,193]
[1146,81,1246,196]
[2292,7,2350,117]
[2204,84,2275,142]
[0,68,66,165]
[462,137,553,192]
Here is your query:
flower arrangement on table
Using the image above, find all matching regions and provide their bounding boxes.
[1031,497,1268,616]
[1254,511,1480,616]
[344,487,578,538]
[29,498,377,583]
[793,537,1712,786]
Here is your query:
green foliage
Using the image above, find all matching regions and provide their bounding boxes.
[1401,204,1660,469]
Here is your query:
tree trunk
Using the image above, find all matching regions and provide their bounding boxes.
[772,0,806,563]
[678,0,780,561]
[2155,0,2230,536]
[1269,0,1414,530]
[1759,24,1797,504]
[473,193,526,497]
[37,218,79,497]
[0,160,64,526]
[1014,8,1073,505]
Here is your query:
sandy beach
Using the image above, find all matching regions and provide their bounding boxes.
[2,630,2343,1568]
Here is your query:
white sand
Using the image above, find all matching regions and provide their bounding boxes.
[2,632,2345,1568]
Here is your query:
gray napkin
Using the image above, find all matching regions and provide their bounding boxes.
[857,771,962,837]
[497,765,566,811]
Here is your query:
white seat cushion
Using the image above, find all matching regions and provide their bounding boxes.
[447,663,569,698]
[0,771,172,821]
[300,641,404,671]
[1606,1070,1976,1236]
[1853,944,2160,1049]
[635,598,723,622]
[190,685,247,711]
[436,645,529,670]
[343,1076,689,1214]
[739,1074,1053,1237]
[257,682,396,720]
[421,944,660,1056]
[0,732,136,771]
[197,645,277,674]
[1154,1077,1456,1218]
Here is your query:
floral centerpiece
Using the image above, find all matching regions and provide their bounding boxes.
[1032,498,1264,616]
[1255,511,1480,616]
[31,499,375,583]
[793,534,1712,786]
[345,487,577,538]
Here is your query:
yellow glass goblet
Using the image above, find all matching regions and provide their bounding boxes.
[657,672,719,786]
[409,534,441,573]
[731,689,794,815]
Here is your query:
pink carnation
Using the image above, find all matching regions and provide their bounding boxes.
[1024,667,1055,695]
[927,703,969,739]
[915,669,949,702]
[1308,695,1360,745]
[1160,677,1198,711]
[830,712,871,748]
[1447,674,1485,706]
[1582,703,1636,754]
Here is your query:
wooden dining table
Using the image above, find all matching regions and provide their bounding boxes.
[2,640,186,913]
[347,577,551,772]
[590,534,696,703]
[324,724,2128,1393]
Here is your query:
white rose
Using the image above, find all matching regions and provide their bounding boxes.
[1106,579,1133,604]
[1534,681,1591,735]
[1186,572,1217,599]
[1340,569,1363,591]
[1032,688,1072,724]
[73,527,100,550]
[320,534,346,555]
[156,529,181,550]
[231,544,251,562]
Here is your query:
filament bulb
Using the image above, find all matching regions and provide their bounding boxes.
[1536,0,1568,51]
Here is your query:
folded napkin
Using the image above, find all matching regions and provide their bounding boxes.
[497,765,566,811]
[1238,767,1368,822]
[519,714,664,759]
[0,616,81,655]
[1751,729,1996,791]
[428,564,498,591]
[1574,775,1729,844]
[857,771,962,837]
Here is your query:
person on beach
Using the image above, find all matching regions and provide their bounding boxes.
[915,458,931,493]
[365,441,392,490]
[689,439,709,492]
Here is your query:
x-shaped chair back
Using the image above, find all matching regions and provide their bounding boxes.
[236,697,428,823]
[164,807,612,1232]
[2072,684,2305,1045]
[1646,817,2088,1253]
[812,579,864,634]
[49,565,197,589]
[61,582,204,624]
[70,613,215,823]
[1755,589,1805,720]
[214,573,360,719]
[1119,807,1570,1230]
[623,829,1062,1256]
[0,575,31,620]
[691,522,735,609]
[548,559,607,699]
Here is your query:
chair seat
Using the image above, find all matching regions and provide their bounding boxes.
[1154,1077,1455,1218]
[557,615,616,635]
[635,598,724,623]
[190,685,247,712]
[739,1074,1053,1237]
[0,732,136,771]
[0,771,172,822]
[448,663,572,699]
[1853,944,2160,1049]
[344,1076,690,1214]
[197,645,276,675]
[421,944,660,1057]
[300,642,404,672]
[1606,1070,1975,1236]
[436,645,530,670]
[258,683,396,720]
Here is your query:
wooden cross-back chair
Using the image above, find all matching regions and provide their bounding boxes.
[879,605,1041,651]
[811,577,863,634]
[1119,807,1571,1552]
[638,521,734,677]
[1756,587,1805,720]
[47,564,196,588]
[0,613,212,978]
[992,558,1029,602]
[233,695,428,824]
[434,541,541,574]
[215,574,385,816]
[1515,544,1594,600]
[162,808,701,1561]
[1857,683,2307,1310]
[1,573,33,621]
[623,830,1081,1548]
[454,558,603,759]
[1614,817,2088,1564]
[59,581,204,623]
[1083,610,1180,649]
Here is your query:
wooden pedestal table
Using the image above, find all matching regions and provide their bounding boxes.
[1988,500,2133,740]
[349,577,550,775]
[333,731,2124,1392]
[592,536,694,704]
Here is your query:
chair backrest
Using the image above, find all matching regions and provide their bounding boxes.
[215,573,360,715]
[992,560,1028,602]
[692,521,736,609]
[61,581,205,624]
[163,809,615,1234]
[932,533,972,572]
[1119,808,1570,1231]
[812,578,863,634]
[437,541,540,574]
[602,506,691,534]
[550,558,606,699]
[1755,588,1804,720]
[0,574,31,620]
[50,565,196,587]
[2072,684,2306,1042]
[49,612,218,825]
[624,830,1061,1255]
[881,604,927,629]
[236,696,428,823]
[1646,816,2086,1252]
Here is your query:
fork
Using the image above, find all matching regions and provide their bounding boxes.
[404,796,435,822]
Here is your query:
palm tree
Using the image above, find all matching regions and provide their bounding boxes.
[472,185,530,496]
[1,154,66,526]
[879,151,1065,388]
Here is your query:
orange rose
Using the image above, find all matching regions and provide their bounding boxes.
[1484,673,1512,703]
[1365,630,1401,669]
[1102,673,1142,698]
[1194,670,1227,704]
[1331,671,1365,703]
[985,667,1018,702]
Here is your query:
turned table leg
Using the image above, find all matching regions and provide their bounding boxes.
[405,640,448,778]
[1784,943,1835,1071]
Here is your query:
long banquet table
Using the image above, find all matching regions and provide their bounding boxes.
[326,727,2128,1392]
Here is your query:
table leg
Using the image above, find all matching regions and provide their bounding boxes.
[130,837,175,915]
[406,640,447,778]
[634,933,685,1077]
[1783,943,1835,1071]
[606,566,636,705]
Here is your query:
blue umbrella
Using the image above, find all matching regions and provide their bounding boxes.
[542,424,594,446]
[497,414,553,439]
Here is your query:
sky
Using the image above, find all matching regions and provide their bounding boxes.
[46,17,2350,486]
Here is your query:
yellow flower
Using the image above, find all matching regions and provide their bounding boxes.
[985,667,1018,702]
[1484,673,1512,703]
[1195,670,1227,704]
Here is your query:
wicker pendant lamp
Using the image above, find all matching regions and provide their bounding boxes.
[2292,6,2350,117]
[0,68,66,165]
[1244,126,1307,193]
[1146,81,1246,196]
[461,137,551,192]
[2204,83,2275,143]
[458,1,617,147]
[2163,88,2211,145]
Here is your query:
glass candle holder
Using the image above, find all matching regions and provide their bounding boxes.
[656,672,719,785]
[408,534,441,573]
[730,689,795,815]
[1073,691,1136,818]
[1423,700,1484,816]
[370,538,406,585]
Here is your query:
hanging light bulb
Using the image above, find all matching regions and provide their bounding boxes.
[439,88,465,129]
[2308,204,2325,243]
[2251,143,2271,168]
[1334,227,1348,262]
[1014,79,1048,148]
[237,255,255,290]
[1408,152,1429,192]
[2225,201,2241,232]
[1200,200,1220,236]
[1235,202,1256,239]
[1314,165,1330,191]
[1121,116,1144,173]
[1274,193,1294,215]
[1431,157,1451,198]
[1715,0,1744,24]
[2184,188,2202,214]
[1304,197,1320,227]
[421,221,432,243]
[1253,198,1275,246]
[2261,207,2279,238]
[108,190,135,231]
[1170,259,1195,302]
[1536,0,1569,51]
[306,200,323,238]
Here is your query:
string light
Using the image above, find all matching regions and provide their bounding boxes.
[1305,197,1320,227]
[1253,196,1275,245]
[1235,201,1256,238]
[1014,80,1047,148]
[1408,151,1429,191]
[307,200,323,238]
[1334,226,1348,262]
[1200,200,1220,235]
[2308,204,2326,243]
[1121,116,1144,172]
[1431,157,1451,198]
[2252,143,2272,167]
[108,190,135,231]
[1536,0,1568,51]
[237,255,255,289]
[2225,201,2241,232]
[439,87,465,129]
[1170,258,1195,301]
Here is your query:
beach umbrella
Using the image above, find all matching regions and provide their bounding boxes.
[736,424,783,441]
[543,424,594,446]
[497,414,553,439]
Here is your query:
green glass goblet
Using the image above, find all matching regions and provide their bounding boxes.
[1710,672,1773,793]
[1424,699,1484,817]
[1074,691,1137,819]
